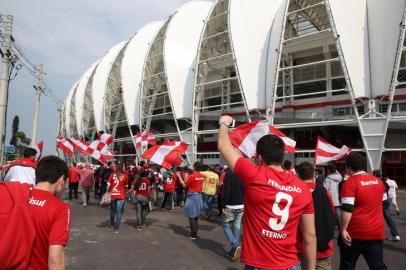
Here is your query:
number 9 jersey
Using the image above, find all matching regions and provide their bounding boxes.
[234,157,314,269]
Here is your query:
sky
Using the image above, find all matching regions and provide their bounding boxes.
[0,0,191,155]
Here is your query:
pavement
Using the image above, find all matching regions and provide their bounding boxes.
[65,192,406,270]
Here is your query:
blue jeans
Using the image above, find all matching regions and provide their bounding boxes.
[244,262,301,270]
[222,207,243,249]
[202,194,216,215]
[110,199,124,230]
[383,206,399,237]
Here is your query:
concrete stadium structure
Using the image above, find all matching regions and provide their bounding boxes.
[59,0,406,185]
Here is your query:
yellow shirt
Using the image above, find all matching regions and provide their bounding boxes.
[201,171,220,196]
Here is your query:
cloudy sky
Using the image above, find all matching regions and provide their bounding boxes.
[0,0,192,155]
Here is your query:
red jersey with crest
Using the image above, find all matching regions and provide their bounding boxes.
[108,173,128,200]
[134,177,151,198]
[164,176,176,192]
[27,189,70,270]
[185,172,205,193]
[340,172,386,240]
[234,158,314,269]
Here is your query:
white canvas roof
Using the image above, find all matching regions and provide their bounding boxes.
[92,41,128,131]
[164,0,212,120]
[64,80,79,136]
[74,60,100,136]
[121,21,163,126]
[367,0,405,97]
[229,0,285,110]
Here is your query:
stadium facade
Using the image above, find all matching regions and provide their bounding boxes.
[59,0,406,185]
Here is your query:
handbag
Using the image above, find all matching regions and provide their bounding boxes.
[100,192,111,206]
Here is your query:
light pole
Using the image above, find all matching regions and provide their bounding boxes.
[0,15,13,163]
[31,64,44,146]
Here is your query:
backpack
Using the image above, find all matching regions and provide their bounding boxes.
[0,182,36,270]
[312,176,336,251]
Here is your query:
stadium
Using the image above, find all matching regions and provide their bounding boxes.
[58,0,406,186]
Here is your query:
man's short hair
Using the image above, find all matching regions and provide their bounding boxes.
[325,162,337,174]
[36,156,68,184]
[283,160,292,170]
[256,135,285,166]
[23,147,37,158]
[372,170,382,178]
[72,162,77,167]
[193,161,204,172]
[107,161,113,166]
[345,153,366,172]
[297,161,314,181]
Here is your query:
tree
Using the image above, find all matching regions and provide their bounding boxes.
[9,115,19,146]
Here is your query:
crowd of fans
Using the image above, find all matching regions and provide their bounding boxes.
[0,114,403,270]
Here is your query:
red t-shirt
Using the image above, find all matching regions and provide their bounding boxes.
[108,173,128,200]
[185,172,204,193]
[234,158,314,269]
[134,177,151,198]
[27,189,70,270]
[68,166,79,183]
[340,172,386,240]
[164,176,176,192]
[297,181,334,259]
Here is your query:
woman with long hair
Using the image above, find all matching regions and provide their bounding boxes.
[107,163,128,233]
[128,169,151,230]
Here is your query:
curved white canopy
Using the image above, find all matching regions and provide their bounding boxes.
[330,0,371,98]
[266,0,287,107]
[64,80,79,136]
[74,60,100,136]
[164,0,212,120]
[121,21,163,126]
[230,0,285,110]
[367,0,405,97]
[92,41,128,131]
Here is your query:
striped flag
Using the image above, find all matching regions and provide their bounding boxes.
[34,140,44,161]
[135,131,156,149]
[98,132,114,145]
[314,136,351,165]
[56,137,74,157]
[87,139,114,164]
[142,141,188,169]
[229,121,296,158]
[68,138,90,156]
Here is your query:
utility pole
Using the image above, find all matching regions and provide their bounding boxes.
[31,64,44,146]
[0,15,13,163]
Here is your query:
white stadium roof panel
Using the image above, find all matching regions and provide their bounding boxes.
[74,60,100,137]
[229,0,285,110]
[121,21,163,126]
[367,0,405,97]
[329,0,371,99]
[265,0,287,108]
[92,40,128,131]
[164,0,212,120]
[64,80,79,136]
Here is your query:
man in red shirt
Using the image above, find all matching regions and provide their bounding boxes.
[177,162,205,240]
[161,169,176,211]
[297,161,335,270]
[4,147,37,186]
[339,153,387,270]
[218,115,316,270]
[29,155,70,269]
[68,162,79,200]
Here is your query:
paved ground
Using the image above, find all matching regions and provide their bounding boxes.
[65,192,406,270]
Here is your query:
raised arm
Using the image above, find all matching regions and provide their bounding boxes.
[217,115,242,172]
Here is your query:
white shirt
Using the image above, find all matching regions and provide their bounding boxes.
[386,179,398,199]
[4,165,36,186]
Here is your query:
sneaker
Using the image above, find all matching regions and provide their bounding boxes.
[389,236,400,241]
[190,234,198,240]
[396,209,400,216]
[114,230,119,234]
[232,246,242,261]
[82,204,87,207]
[138,226,143,231]
[227,247,235,257]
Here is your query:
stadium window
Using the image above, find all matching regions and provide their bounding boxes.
[399,103,406,111]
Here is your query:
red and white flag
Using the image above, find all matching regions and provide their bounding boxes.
[56,137,74,157]
[68,138,90,156]
[135,131,156,149]
[142,141,188,169]
[98,132,114,145]
[87,139,114,164]
[229,120,296,158]
[314,136,351,165]
[34,140,44,161]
